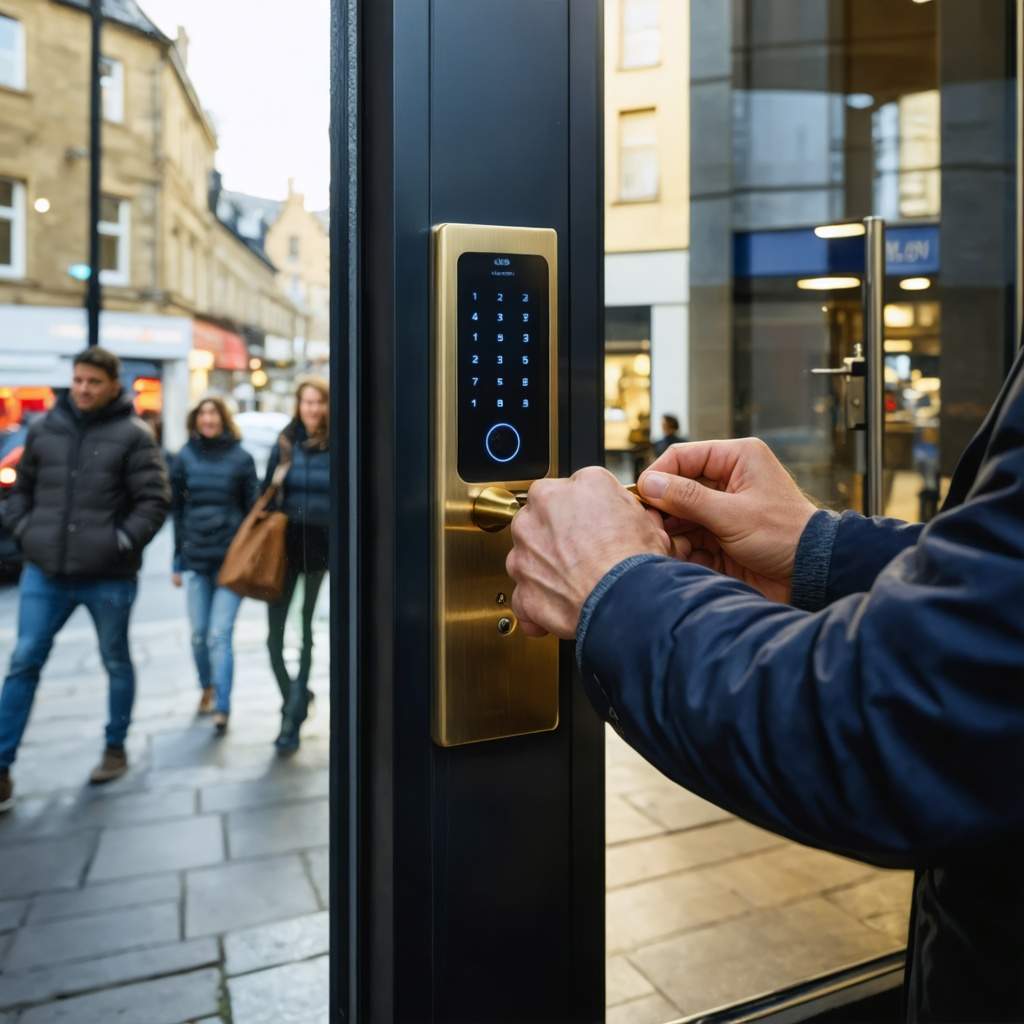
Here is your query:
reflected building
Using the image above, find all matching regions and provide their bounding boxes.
[604,0,690,481]
[0,0,304,445]
[690,0,1016,518]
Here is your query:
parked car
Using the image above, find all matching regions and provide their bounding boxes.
[0,425,28,580]
[235,411,291,480]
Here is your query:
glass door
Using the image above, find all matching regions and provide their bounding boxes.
[603,2,1018,1021]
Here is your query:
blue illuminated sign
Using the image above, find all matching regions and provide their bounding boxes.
[734,225,940,279]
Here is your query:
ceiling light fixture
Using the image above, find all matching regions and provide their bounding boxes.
[814,223,866,239]
[797,277,862,291]
[900,277,932,291]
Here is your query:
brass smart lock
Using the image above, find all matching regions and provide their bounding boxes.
[432,223,559,747]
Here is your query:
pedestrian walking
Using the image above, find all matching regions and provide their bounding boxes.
[171,396,258,734]
[264,378,330,753]
[0,348,169,812]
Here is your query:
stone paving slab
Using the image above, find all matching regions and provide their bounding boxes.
[699,844,875,910]
[227,955,329,1024]
[88,814,225,882]
[606,867,750,955]
[0,789,196,844]
[186,854,320,938]
[625,782,733,833]
[606,821,783,890]
[0,899,27,931]
[631,897,899,1016]
[606,955,655,1006]
[305,847,329,908]
[17,966,222,1024]
[0,937,219,1012]
[4,900,180,971]
[27,872,181,924]
[607,993,681,1024]
[225,910,329,976]
[0,833,96,899]
[200,768,329,814]
[227,798,330,859]
[606,793,665,845]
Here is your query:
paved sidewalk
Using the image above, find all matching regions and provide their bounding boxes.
[604,731,912,1023]
[0,530,911,1023]
[0,587,330,1024]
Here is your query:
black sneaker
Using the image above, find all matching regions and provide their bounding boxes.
[0,772,12,814]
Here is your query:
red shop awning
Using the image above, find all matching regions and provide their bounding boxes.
[193,321,249,372]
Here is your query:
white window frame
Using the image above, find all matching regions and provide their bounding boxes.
[618,108,660,202]
[100,55,124,123]
[620,0,661,70]
[0,14,26,91]
[99,196,130,286]
[0,178,25,280]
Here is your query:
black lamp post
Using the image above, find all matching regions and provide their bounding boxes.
[86,0,103,347]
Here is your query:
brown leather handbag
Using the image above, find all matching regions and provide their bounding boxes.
[218,457,291,602]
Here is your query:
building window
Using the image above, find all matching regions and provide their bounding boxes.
[618,109,659,201]
[100,56,124,123]
[99,196,130,285]
[0,14,25,90]
[621,0,660,69]
[288,235,300,260]
[0,179,25,279]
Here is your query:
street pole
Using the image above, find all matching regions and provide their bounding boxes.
[86,0,103,347]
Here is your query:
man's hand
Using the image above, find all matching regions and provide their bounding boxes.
[171,573,183,589]
[506,467,670,639]
[638,438,817,603]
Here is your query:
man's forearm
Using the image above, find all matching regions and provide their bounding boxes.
[576,483,1024,870]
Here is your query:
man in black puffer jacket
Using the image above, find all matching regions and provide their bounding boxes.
[0,348,169,812]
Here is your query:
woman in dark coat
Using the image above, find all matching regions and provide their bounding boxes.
[171,396,258,733]
[263,377,330,753]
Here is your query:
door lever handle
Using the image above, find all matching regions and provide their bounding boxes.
[471,482,654,533]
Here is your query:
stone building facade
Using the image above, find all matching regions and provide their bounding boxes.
[0,0,302,445]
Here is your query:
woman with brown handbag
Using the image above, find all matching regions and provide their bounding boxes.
[263,378,330,753]
[171,396,258,734]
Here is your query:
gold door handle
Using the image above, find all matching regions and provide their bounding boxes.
[471,483,653,533]
[472,486,528,532]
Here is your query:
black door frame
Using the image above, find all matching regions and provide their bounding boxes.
[329,2,606,1020]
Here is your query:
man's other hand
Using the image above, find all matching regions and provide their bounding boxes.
[506,467,670,639]
[638,438,817,603]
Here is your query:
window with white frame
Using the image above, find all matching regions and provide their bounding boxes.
[99,195,130,285]
[618,109,659,201]
[0,14,25,90]
[621,0,660,69]
[0,178,25,279]
[100,56,124,123]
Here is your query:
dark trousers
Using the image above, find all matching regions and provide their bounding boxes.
[267,563,326,725]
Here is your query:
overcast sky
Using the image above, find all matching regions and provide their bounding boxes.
[142,0,331,210]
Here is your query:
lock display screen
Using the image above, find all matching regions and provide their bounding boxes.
[457,252,550,482]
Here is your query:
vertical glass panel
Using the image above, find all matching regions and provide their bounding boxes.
[621,0,661,69]
[604,0,1017,1018]
[0,218,11,266]
[0,15,22,90]
[99,233,119,272]
[619,108,659,201]
[0,179,13,209]
[99,195,121,225]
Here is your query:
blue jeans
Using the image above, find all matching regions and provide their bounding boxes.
[0,564,138,770]
[185,572,243,714]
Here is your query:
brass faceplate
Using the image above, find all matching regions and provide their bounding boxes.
[432,223,559,747]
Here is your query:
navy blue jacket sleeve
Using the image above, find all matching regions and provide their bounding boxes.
[824,512,924,606]
[578,430,1024,870]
